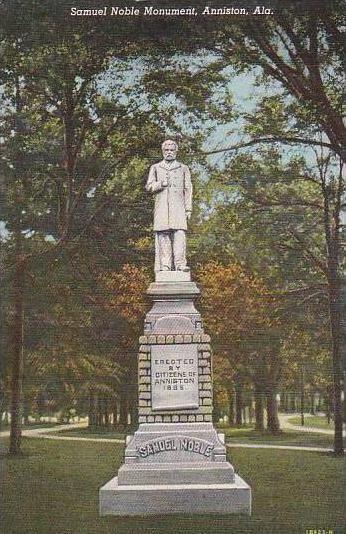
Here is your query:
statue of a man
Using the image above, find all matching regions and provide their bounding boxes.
[146,140,192,272]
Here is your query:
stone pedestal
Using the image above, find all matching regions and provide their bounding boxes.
[99,273,251,516]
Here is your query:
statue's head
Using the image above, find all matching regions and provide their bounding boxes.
[162,139,178,162]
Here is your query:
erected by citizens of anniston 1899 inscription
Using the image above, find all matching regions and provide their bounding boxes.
[151,345,198,410]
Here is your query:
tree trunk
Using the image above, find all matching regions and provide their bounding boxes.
[280,391,286,412]
[254,384,264,431]
[326,392,332,424]
[130,401,138,428]
[88,389,95,427]
[317,394,321,412]
[9,230,25,455]
[60,86,76,239]
[228,389,235,425]
[112,399,118,428]
[119,386,128,428]
[104,396,109,428]
[213,397,222,425]
[310,393,315,415]
[328,274,344,454]
[0,277,5,431]
[322,161,344,454]
[96,395,103,427]
[92,391,98,427]
[266,387,280,434]
[235,383,243,426]
[130,388,138,428]
[9,75,26,456]
[129,358,138,428]
[249,400,254,425]
[0,404,4,431]
[300,365,305,426]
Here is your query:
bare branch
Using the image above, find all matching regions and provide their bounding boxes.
[288,228,328,276]
[250,198,324,210]
[202,136,336,156]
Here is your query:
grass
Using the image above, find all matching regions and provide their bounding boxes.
[2,437,345,534]
[288,415,335,430]
[53,426,127,440]
[222,427,334,449]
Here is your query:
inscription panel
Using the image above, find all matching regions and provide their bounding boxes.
[137,436,214,458]
[151,344,198,410]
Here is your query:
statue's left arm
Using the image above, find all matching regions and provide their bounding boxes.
[184,166,193,219]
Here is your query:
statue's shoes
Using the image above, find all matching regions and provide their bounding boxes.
[176,266,190,272]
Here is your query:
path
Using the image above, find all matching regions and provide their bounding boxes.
[0,420,336,453]
[2,414,340,438]
[0,421,87,438]
[279,413,346,436]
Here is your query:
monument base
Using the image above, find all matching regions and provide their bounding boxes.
[99,474,251,516]
[99,278,252,517]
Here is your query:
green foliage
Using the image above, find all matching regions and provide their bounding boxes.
[1,0,344,445]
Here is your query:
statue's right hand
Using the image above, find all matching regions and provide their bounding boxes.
[161,180,168,187]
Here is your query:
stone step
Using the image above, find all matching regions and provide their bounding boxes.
[99,474,251,516]
[117,461,235,486]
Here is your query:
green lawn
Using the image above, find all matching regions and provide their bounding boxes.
[288,415,335,430]
[56,424,334,449]
[54,426,127,440]
[2,438,345,534]
[222,426,334,449]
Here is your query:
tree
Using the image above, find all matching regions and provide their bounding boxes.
[280,328,333,423]
[173,0,345,451]
[1,0,216,452]
[220,146,343,451]
[97,265,151,427]
[198,1,345,158]
[197,260,283,433]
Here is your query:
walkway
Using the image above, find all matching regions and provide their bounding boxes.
[0,420,337,453]
[279,413,346,436]
[0,422,88,439]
